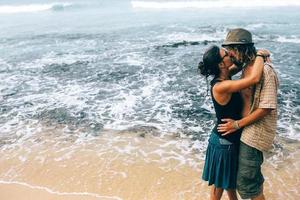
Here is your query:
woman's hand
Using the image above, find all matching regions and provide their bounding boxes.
[217,118,239,136]
[257,49,272,63]
[257,49,270,56]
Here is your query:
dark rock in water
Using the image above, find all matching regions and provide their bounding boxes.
[0,105,12,114]
[157,40,201,48]
[3,90,18,98]
[120,125,160,137]
[37,107,74,124]
[172,131,181,138]
[139,133,146,138]
[189,41,201,46]
[42,63,70,74]
[89,122,104,135]
[36,108,105,135]
[41,61,90,80]
[203,40,209,45]
[51,5,65,11]
[77,111,87,119]
[156,40,216,49]
[24,101,34,106]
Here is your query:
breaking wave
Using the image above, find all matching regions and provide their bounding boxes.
[131,0,300,9]
[0,2,76,14]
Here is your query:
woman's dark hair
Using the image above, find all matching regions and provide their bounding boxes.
[198,45,223,95]
[198,45,222,78]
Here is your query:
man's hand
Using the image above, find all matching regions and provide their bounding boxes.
[218,109,272,136]
[217,118,239,136]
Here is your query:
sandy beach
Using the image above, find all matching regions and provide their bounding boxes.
[0,127,299,200]
[1,0,300,199]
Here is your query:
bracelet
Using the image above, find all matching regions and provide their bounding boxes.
[256,54,269,62]
[233,120,240,130]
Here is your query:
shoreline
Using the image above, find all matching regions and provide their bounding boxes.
[0,181,119,200]
[0,129,299,200]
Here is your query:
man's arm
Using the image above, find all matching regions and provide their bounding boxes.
[217,108,272,135]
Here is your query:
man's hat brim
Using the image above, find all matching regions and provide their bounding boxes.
[222,41,254,46]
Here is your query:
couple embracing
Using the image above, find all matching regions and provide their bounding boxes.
[198,28,279,200]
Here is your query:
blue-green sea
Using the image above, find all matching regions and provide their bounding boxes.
[0,0,300,146]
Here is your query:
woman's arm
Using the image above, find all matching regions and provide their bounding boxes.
[229,49,270,77]
[217,108,272,135]
[215,49,271,94]
[214,56,264,94]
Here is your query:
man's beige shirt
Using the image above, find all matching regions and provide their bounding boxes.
[241,63,279,152]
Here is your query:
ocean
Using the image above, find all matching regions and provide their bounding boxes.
[0,0,300,199]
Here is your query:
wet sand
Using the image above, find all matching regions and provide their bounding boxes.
[0,129,299,200]
[0,181,113,200]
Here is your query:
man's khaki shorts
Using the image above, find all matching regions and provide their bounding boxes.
[237,142,264,199]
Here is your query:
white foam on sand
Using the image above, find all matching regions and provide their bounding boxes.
[0,123,300,199]
[0,180,123,200]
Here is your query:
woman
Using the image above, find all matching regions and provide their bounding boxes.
[198,45,268,200]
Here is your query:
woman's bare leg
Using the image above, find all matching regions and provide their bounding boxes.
[210,185,224,200]
[226,189,238,200]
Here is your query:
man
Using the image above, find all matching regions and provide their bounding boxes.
[217,28,279,200]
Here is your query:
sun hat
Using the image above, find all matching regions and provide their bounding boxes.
[222,28,254,46]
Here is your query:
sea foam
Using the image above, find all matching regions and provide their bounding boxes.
[0,2,74,14]
[0,180,123,200]
[131,0,300,9]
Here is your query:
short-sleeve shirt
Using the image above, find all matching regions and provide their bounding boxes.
[241,63,279,151]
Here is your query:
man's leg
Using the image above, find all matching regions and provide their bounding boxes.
[237,142,265,199]
[210,185,224,200]
[252,185,265,200]
[252,193,265,200]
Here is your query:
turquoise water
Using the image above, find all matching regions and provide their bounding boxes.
[0,0,300,144]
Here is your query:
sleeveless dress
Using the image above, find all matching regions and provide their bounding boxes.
[202,79,243,189]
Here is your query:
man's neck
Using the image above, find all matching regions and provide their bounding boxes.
[242,61,255,74]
